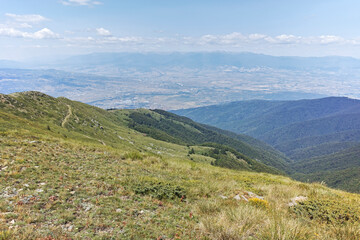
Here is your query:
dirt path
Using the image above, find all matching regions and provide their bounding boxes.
[61,105,72,128]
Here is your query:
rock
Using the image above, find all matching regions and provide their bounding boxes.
[246,191,256,197]
[81,202,94,212]
[68,225,73,231]
[0,187,18,198]
[233,194,241,200]
[20,195,35,204]
[241,195,249,202]
[10,219,15,224]
[35,189,44,193]
[116,208,122,213]
[219,195,228,199]
[288,196,308,207]
[244,191,264,200]
[39,182,46,186]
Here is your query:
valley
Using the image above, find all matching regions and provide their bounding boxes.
[174,97,360,193]
[6,52,360,110]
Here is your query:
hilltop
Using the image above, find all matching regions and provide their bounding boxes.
[0,92,360,239]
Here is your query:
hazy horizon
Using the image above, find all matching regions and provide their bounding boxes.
[4,50,360,63]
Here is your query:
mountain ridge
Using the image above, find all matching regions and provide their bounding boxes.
[173,96,360,193]
[1,91,360,239]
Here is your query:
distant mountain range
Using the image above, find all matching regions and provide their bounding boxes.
[173,97,360,193]
[51,52,360,71]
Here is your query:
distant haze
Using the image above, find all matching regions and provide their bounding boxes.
[3,51,360,109]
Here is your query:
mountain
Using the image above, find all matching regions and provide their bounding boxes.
[1,91,360,239]
[292,144,360,192]
[173,97,360,193]
[55,52,360,71]
[124,109,290,173]
[173,97,360,157]
[0,91,285,175]
[0,60,23,68]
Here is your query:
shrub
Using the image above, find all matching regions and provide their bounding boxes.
[133,178,186,200]
[188,148,195,154]
[124,151,143,160]
[249,198,269,209]
[291,199,360,224]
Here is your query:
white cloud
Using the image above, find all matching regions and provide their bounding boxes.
[32,28,59,39]
[61,0,102,6]
[64,35,142,45]
[0,27,59,39]
[5,13,48,23]
[191,32,352,47]
[96,28,111,36]
[62,32,357,50]
[267,34,302,44]
[248,34,267,40]
[318,35,344,44]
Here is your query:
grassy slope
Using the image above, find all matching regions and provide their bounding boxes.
[1,92,360,239]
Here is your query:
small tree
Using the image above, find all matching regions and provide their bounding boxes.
[188,148,195,154]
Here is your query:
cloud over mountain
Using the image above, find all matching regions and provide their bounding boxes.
[61,0,102,6]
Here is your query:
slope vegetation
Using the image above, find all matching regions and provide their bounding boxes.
[124,109,290,173]
[173,97,360,192]
[1,92,360,239]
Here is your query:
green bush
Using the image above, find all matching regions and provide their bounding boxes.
[124,151,144,160]
[133,179,186,200]
[291,199,360,224]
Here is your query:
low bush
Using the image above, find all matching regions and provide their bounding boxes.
[291,199,360,224]
[124,151,143,160]
[249,198,269,209]
[133,178,186,200]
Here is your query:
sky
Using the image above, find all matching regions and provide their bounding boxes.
[1,0,360,60]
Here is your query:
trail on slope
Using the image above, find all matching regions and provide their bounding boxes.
[61,105,72,128]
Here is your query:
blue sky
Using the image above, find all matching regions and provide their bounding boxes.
[1,0,360,60]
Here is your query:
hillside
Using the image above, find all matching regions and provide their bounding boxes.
[0,91,287,176]
[173,97,360,192]
[123,109,290,173]
[1,91,360,239]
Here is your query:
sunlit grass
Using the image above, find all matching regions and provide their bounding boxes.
[1,92,360,239]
